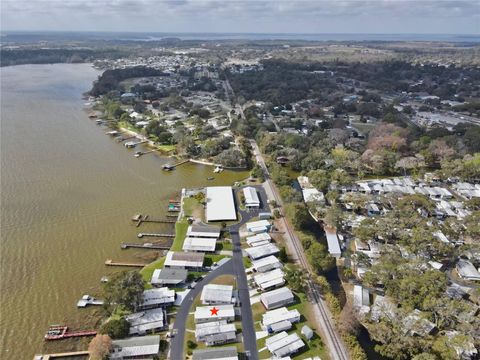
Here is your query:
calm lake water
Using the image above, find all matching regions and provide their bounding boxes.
[0,64,248,359]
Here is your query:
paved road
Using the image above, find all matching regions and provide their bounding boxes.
[169,185,268,360]
[169,259,234,359]
[250,140,350,360]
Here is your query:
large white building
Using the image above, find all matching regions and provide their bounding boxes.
[206,187,237,222]
[182,237,217,252]
[262,307,301,331]
[243,186,260,208]
[195,320,236,346]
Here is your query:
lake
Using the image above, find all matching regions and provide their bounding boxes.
[0,63,248,359]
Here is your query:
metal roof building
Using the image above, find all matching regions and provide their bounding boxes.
[246,219,271,234]
[246,233,271,247]
[260,287,295,310]
[245,243,279,260]
[110,335,160,359]
[182,237,217,252]
[243,186,260,208]
[126,308,166,335]
[192,346,238,360]
[456,260,480,281]
[324,227,342,258]
[187,224,221,238]
[353,285,370,314]
[252,255,283,273]
[265,331,305,358]
[201,284,234,305]
[253,268,285,290]
[151,268,188,286]
[139,287,175,310]
[206,187,237,222]
[262,307,301,328]
[164,251,205,269]
[194,304,235,324]
[195,320,236,345]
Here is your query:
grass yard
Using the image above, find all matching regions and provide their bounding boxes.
[210,274,235,286]
[157,144,176,153]
[243,256,252,269]
[139,256,166,288]
[204,254,227,267]
[171,219,189,251]
[216,240,233,251]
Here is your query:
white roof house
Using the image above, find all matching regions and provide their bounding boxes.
[246,220,271,234]
[126,308,166,335]
[246,233,271,247]
[353,285,370,314]
[182,237,217,252]
[265,331,305,357]
[194,304,235,324]
[302,188,325,204]
[201,284,234,305]
[260,287,295,310]
[243,187,260,208]
[262,307,301,328]
[252,256,283,273]
[139,288,175,310]
[456,260,480,281]
[195,320,236,345]
[253,268,285,290]
[110,335,160,359]
[164,251,205,269]
[245,243,280,260]
[206,187,237,222]
[192,347,239,360]
[325,227,342,258]
[187,224,221,238]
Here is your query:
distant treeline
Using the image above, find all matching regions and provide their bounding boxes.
[0,48,128,67]
[89,66,166,96]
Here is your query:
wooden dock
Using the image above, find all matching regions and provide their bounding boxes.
[132,214,176,227]
[162,159,190,171]
[33,350,90,359]
[44,326,96,341]
[121,242,172,250]
[105,259,147,267]
[137,232,175,238]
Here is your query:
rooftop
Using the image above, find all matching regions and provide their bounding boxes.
[192,346,238,360]
[262,307,301,327]
[183,237,217,252]
[206,186,237,222]
[165,251,205,268]
[245,243,280,260]
[111,335,160,359]
[151,268,188,285]
[201,284,234,304]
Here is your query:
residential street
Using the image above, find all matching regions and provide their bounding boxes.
[169,185,268,360]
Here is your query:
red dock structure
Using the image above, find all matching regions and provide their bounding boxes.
[44,325,97,341]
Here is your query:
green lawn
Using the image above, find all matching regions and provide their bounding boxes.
[157,144,176,152]
[139,256,166,288]
[171,219,189,251]
[216,240,233,251]
[243,257,252,269]
[204,254,227,267]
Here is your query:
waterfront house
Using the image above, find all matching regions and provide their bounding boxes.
[260,287,295,310]
[110,335,160,359]
[138,287,175,310]
[151,268,187,287]
[164,251,205,270]
[182,237,217,252]
[187,224,221,238]
[126,308,167,335]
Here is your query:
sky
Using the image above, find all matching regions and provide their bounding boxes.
[1,0,479,34]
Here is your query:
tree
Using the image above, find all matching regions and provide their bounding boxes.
[284,267,307,292]
[99,318,130,339]
[308,169,330,193]
[339,303,361,335]
[306,242,335,274]
[103,271,145,312]
[278,246,288,262]
[285,203,313,231]
[323,205,343,229]
[89,334,112,360]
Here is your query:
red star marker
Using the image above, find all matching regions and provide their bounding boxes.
[210,307,219,316]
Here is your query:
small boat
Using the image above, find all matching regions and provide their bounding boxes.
[134,151,143,158]
[124,141,137,148]
[100,276,109,283]
[163,164,175,171]
[106,130,119,136]
[207,177,214,181]
[213,166,223,173]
